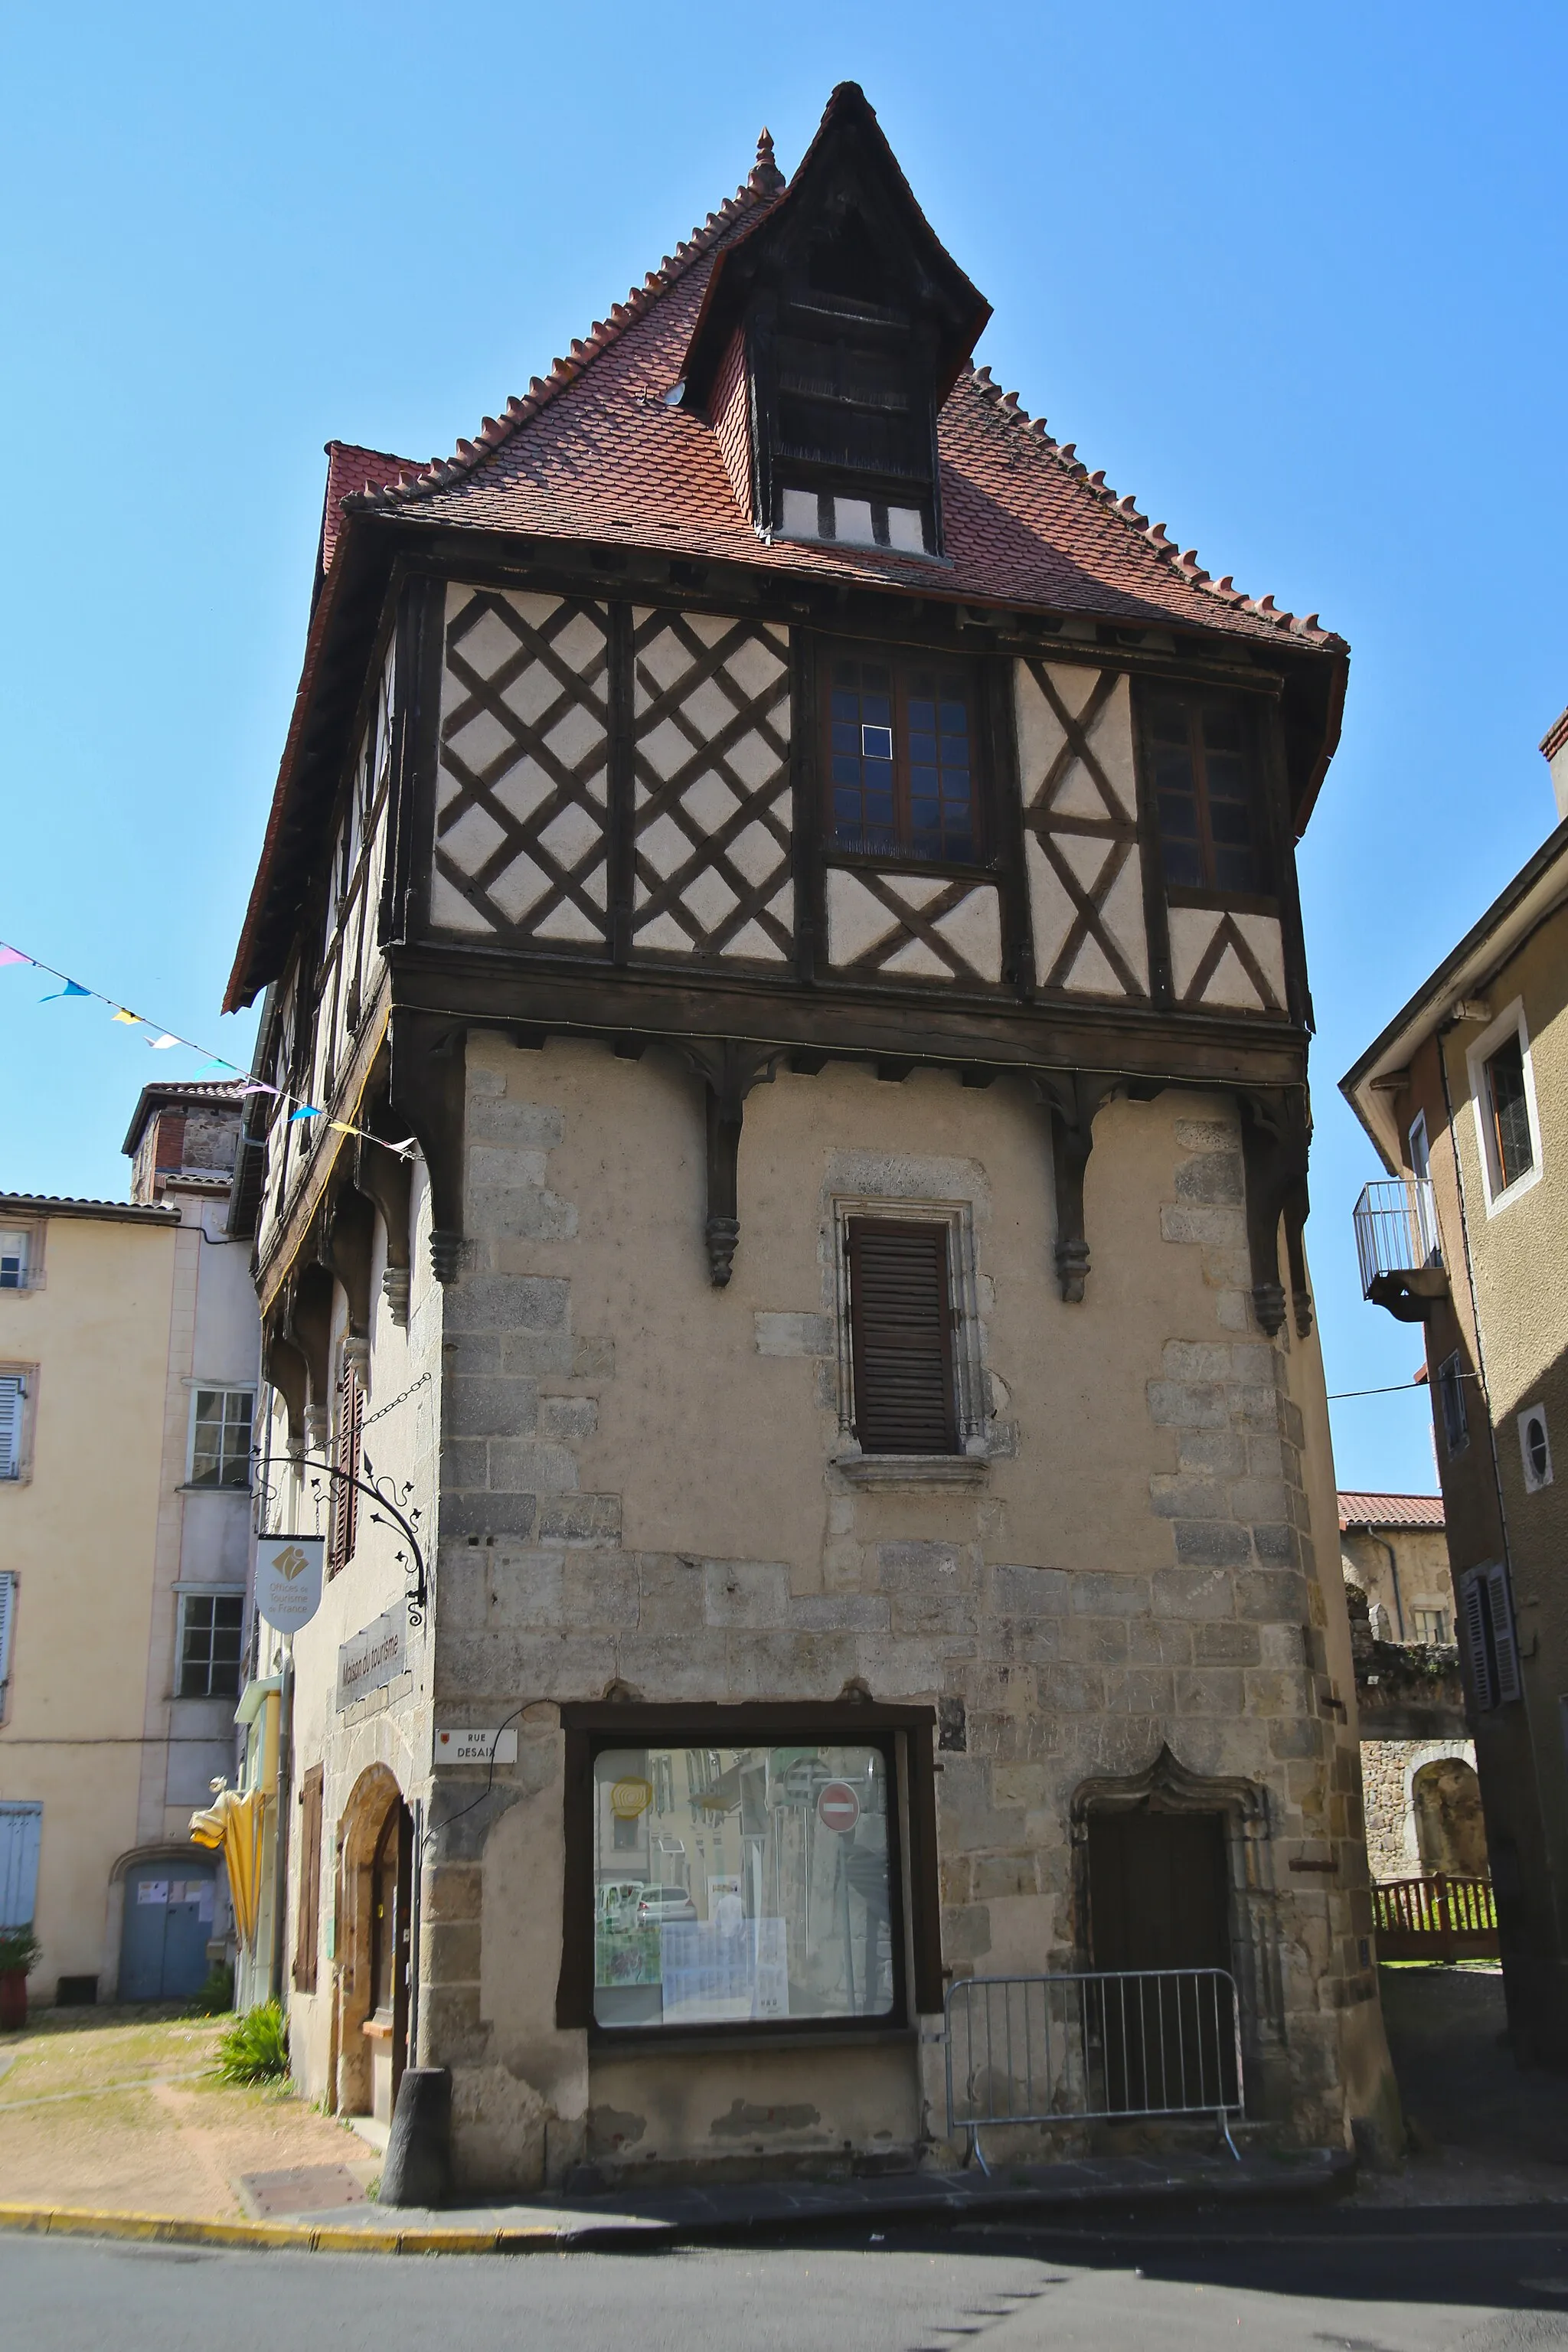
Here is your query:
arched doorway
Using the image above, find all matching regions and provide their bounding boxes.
[335,1766,413,2122]
[117,1854,220,2003]
[1413,1757,1489,1878]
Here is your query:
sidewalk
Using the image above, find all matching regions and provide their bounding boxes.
[2,2146,1350,2255]
[5,1967,1565,2254]
[1350,1964,1568,2208]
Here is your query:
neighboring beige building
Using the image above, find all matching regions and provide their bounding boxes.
[227,89,1397,2188]
[1338,1491,1481,1886]
[1344,706,1568,2067]
[0,1084,260,2003]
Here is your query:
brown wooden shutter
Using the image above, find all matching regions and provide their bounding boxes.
[846,1218,958,1455]
[293,1764,324,1993]
[328,1364,362,1578]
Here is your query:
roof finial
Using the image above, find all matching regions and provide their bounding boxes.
[750,126,785,196]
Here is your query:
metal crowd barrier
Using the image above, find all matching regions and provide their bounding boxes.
[944,1968,1245,2173]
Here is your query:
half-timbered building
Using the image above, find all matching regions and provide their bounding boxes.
[228,87,1396,2187]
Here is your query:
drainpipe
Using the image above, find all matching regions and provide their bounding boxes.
[1370,1531,1406,1642]
[407,1798,424,2069]
[269,1642,295,2006]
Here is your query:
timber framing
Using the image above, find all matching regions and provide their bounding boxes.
[227,518,1343,1018]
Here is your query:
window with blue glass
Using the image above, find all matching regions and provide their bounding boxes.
[826,651,981,864]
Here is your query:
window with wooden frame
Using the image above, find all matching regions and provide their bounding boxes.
[825,647,982,865]
[555,1700,943,2039]
[188,1388,254,1488]
[845,1217,959,1455]
[1484,1033,1534,1190]
[0,1225,39,1291]
[176,1590,244,1699]
[328,1360,364,1579]
[1465,1001,1542,1212]
[1142,687,1272,900]
[1437,1351,1469,1458]
[293,1763,325,1993]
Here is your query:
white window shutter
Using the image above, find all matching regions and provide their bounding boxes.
[1460,1569,1494,1711]
[0,1572,13,1690]
[0,1377,22,1480]
[1487,1561,1522,1704]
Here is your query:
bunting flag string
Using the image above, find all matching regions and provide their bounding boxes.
[0,934,416,1162]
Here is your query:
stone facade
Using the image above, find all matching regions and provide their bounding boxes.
[254,1041,1396,2185]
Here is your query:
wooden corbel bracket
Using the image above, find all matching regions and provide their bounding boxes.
[262,1305,309,1453]
[319,1177,377,1345]
[282,1259,335,1451]
[1031,1072,1125,1302]
[678,1040,782,1286]
[351,1110,413,1327]
[1238,1089,1313,1339]
[388,1011,468,1282]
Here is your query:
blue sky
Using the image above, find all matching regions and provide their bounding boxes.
[3,2,1565,1492]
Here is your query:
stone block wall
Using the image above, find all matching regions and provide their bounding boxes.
[407,1043,1389,2183]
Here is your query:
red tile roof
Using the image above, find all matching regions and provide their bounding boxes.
[1338,1491,1446,1531]
[231,93,1347,1012]
[343,98,1339,650]
[316,443,420,591]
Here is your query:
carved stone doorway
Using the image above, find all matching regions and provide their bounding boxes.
[1072,1743,1276,2118]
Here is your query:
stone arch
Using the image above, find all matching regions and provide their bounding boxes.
[104,1840,227,2005]
[332,1762,409,2118]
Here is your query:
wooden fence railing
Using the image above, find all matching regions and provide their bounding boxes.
[1370,1873,1498,1962]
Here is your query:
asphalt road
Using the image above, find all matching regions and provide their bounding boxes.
[5,2209,1568,2352]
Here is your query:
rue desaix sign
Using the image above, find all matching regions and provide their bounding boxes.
[254,1534,325,1634]
[337,1606,407,1713]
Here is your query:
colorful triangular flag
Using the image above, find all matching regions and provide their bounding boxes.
[0,946,30,969]
[41,980,90,1001]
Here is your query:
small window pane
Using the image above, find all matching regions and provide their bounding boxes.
[1486,1035,1534,1190]
[0,1230,29,1289]
[592,1743,897,2030]
[190,1390,254,1488]
[178,1593,245,1698]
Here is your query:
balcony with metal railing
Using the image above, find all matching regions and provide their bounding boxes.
[1353,1178,1448,1322]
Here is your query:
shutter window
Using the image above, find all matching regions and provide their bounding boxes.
[1459,1569,1494,1711]
[1486,1562,1522,1704]
[1460,1563,1522,1711]
[328,1363,363,1578]
[0,1377,24,1481]
[293,1764,324,1993]
[846,1218,958,1455]
[0,1573,15,1697]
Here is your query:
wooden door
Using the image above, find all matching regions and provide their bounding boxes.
[369,1801,413,2102]
[1085,1808,1236,2114]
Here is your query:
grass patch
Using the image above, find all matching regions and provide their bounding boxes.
[0,2014,225,2104]
[214,2003,289,2086]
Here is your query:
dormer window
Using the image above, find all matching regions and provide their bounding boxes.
[681,84,990,566]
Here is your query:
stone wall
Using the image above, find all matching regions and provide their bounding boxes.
[390,1039,1399,2187]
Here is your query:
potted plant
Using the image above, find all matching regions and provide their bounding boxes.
[0,1925,41,2031]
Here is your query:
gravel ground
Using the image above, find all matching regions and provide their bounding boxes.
[0,2006,376,2218]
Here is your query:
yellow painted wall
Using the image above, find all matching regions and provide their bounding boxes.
[0,1210,176,1985]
